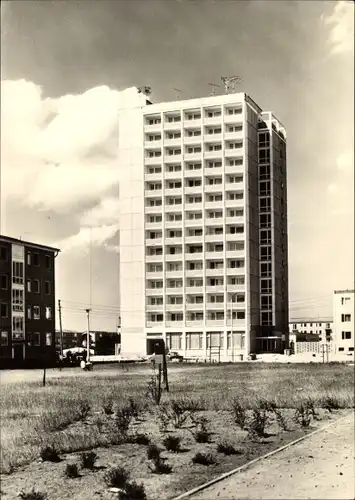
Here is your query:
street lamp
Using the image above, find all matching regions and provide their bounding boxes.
[230,292,236,363]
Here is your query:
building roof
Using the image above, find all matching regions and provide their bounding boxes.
[0,234,60,253]
[289,318,333,323]
[334,289,354,294]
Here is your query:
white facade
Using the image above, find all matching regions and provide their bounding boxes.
[11,244,25,359]
[333,289,354,354]
[119,89,288,359]
[289,320,333,343]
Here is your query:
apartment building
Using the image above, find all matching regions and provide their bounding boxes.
[0,235,60,367]
[118,88,289,360]
[289,319,333,343]
[333,289,354,354]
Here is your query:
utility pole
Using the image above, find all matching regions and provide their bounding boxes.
[231,293,234,363]
[58,299,64,363]
[85,308,91,363]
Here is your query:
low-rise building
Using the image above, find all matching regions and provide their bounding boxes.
[55,329,121,356]
[0,235,60,367]
[333,289,354,354]
[289,319,333,343]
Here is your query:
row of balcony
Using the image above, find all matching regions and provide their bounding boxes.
[146,249,244,262]
[145,184,244,198]
[146,284,244,295]
[146,164,244,181]
[145,148,245,165]
[146,215,244,228]
[144,112,244,132]
[144,131,243,149]
[144,233,245,246]
[146,319,245,328]
[146,198,244,213]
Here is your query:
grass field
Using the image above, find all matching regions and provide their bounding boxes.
[0,362,354,500]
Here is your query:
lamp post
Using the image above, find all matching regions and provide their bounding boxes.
[231,292,236,363]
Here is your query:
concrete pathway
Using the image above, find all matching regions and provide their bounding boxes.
[191,412,355,500]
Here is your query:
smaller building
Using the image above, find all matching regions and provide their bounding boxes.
[55,329,120,356]
[333,289,354,354]
[289,319,333,343]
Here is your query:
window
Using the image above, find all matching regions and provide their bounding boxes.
[206,109,221,118]
[148,313,164,322]
[207,144,222,152]
[227,107,242,115]
[167,115,181,123]
[227,124,243,133]
[341,314,351,322]
[227,175,243,184]
[149,296,164,306]
[207,127,222,135]
[12,261,24,285]
[12,289,24,312]
[260,262,272,277]
[349,347,354,352]
[206,332,224,349]
[260,230,271,244]
[167,164,182,173]
[147,247,163,256]
[259,165,270,180]
[167,197,182,205]
[46,332,52,346]
[261,295,272,310]
[259,181,271,196]
[167,181,182,189]
[43,281,52,295]
[338,347,344,352]
[27,280,31,292]
[259,132,270,147]
[260,214,271,228]
[228,276,245,285]
[168,296,183,305]
[208,311,225,321]
[32,253,39,266]
[45,255,51,269]
[186,332,203,350]
[31,332,40,346]
[147,117,161,125]
[167,262,182,271]
[169,313,184,322]
[33,306,40,320]
[227,141,243,150]
[187,146,201,154]
[228,158,243,167]
[187,129,201,137]
[187,261,203,270]
[206,160,222,168]
[187,179,202,188]
[261,279,272,293]
[0,245,8,261]
[12,316,24,334]
[186,112,201,120]
[260,198,271,212]
[0,274,8,290]
[261,312,272,326]
[228,225,244,234]
[341,297,350,305]
[167,148,181,156]
[147,182,162,191]
[227,331,245,349]
[166,333,182,350]
[167,279,183,288]
[148,166,162,174]
[0,303,8,318]
[27,305,31,319]
[148,198,162,207]
[341,331,352,340]
[1,331,8,346]
[207,177,222,185]
[260,246,272,261]
[167,132,181,139]
[259,149,270,164]
[209,295,224,303]
[207,278,223,286]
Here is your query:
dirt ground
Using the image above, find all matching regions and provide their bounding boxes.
[191,411,355,500]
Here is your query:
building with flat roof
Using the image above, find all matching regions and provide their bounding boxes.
[289,319,333,343]
[333,289,354,354]
[118,88,289,360]
[0,235,60,367]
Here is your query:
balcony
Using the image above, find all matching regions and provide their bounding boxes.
[225,198,244,209]
[225,216,244,225]
[204,133,222,143]
[165,236,183,245]
[185,302,204,311]
[165,187,183,196]
[165,154,182,164]
[165,287,183,294]
[205,268,224,276]
[205,216,223,226]
[165,253,183,262]
[205,166,223,176]
[185,234,203,244]
[165,170,182,180]
[206,284,225,293]
[204,149,223,160]
[145,189,162,198]
[165,303,184,311]
[146,254,163,262]
[145,205,163,214]
[226,283,245,293]
[226,232,244,242]
[146,304,164,311]
[225,164,244,175]
[204,115,222,125]
[145,156,162,166]
[165,269,183,278]
[146,288,164,296]
[226,249,244,259]
[165,219,182,228]
[185,286,204,294]
[144,122,161,133]
[184,169,202,179]
[184,135,202,145]
[165,321,184,327]
[145,172,162,182]
[185,217,203,227]
[225,146,245,157]
[206,319,225,327]
[185,202,203,211]
[224,130,243,141]
[185,151,202,162]
[165,138,182,147]
[206,303,225,311]
[227,267,245,276]
[205,250,224,260]
[164,121,182,130]
[205,233,224,242]
[146,321,164,328]
[146,271,163,279]
[184,118,202,128]
[145,237,163,246]
[145,139,162,149]
[205,183,223,193]
[185,269,203,278]
[185,320,204,327]
[205,200,223,210]
[185,184,203,194]
[224,111,243,123]
[185,251,203,260]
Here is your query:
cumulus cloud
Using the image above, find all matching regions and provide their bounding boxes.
[1,80,147,248]
[323,1,354,55]
[56,224,119,253]
[327,150,354,215]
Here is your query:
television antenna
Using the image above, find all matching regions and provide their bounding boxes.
[221,75,242,94]
[208,82,221,96]
[173,88,183,99]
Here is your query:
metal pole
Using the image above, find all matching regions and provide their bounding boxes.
[58,299,63,359]
[231,293,234,363]
[85,308,91,363]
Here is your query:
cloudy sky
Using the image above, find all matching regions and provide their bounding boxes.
[1,0,353,330]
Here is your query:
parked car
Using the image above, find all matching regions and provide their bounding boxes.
[148,351,184,363]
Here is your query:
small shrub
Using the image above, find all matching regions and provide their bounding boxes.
[305,399,320,420]
[158,409,170,433]
[231,400,247,429]
[65,463,79,478]
[93,416,105,432]
[19,490,47,500]
[295,403,312,427]
[192,452,216,466]
[128,398,139,419]
[104,466,130,489]
[147,444,161,462]
[257,398,277,413]
[115,406,133,434]
[321,395,342,412]
[274,409,289,431]
[134,433,150,446]
[40,446,61,463]
[193,416,211,443]
[119,481,147,500]
[146,374,162,405]
[170,399,191,428]
[102,399,114,416]
[77,400,91,420]
[163,435,181,452]
[248,409,269,438]
[149,458,172,474]
[217,441,242,455]
[80,451,97,469]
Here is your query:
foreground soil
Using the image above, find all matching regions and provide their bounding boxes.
[192,411,354,500]
[0,409,351,500]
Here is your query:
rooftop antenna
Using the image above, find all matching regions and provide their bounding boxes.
[173,88,183,100]
[208,82,221,96]
[221,75,242,94]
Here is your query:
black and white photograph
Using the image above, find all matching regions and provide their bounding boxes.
[0,0,354,499]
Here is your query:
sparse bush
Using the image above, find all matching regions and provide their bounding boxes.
[77,400,91,420]
[149,458,172,474]
[19,489,47,500]
[80,451,97,469]
[248,409,269,438]
[192,416,211,443]
[115,405,134,434]
[192,452,216,466]
[274,409,289,431]
[40,445,61,462]
[304,398,320,420]
[163,435,182,452]
[102,399,114,416]
[65,463,79,478]
[321,395,342,412]
[134,433,150,446]
[119,481,147,500]
[231,400,247,429]
[147,443,161,462]
[128,398,139,419]
[217,441,242,455]
[158,408,170,433]
[104,466,130,488]
[295,403,312,427]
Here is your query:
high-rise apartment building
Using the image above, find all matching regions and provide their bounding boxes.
[118,89,288,360]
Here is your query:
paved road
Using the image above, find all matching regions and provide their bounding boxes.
[191,412,355,500]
